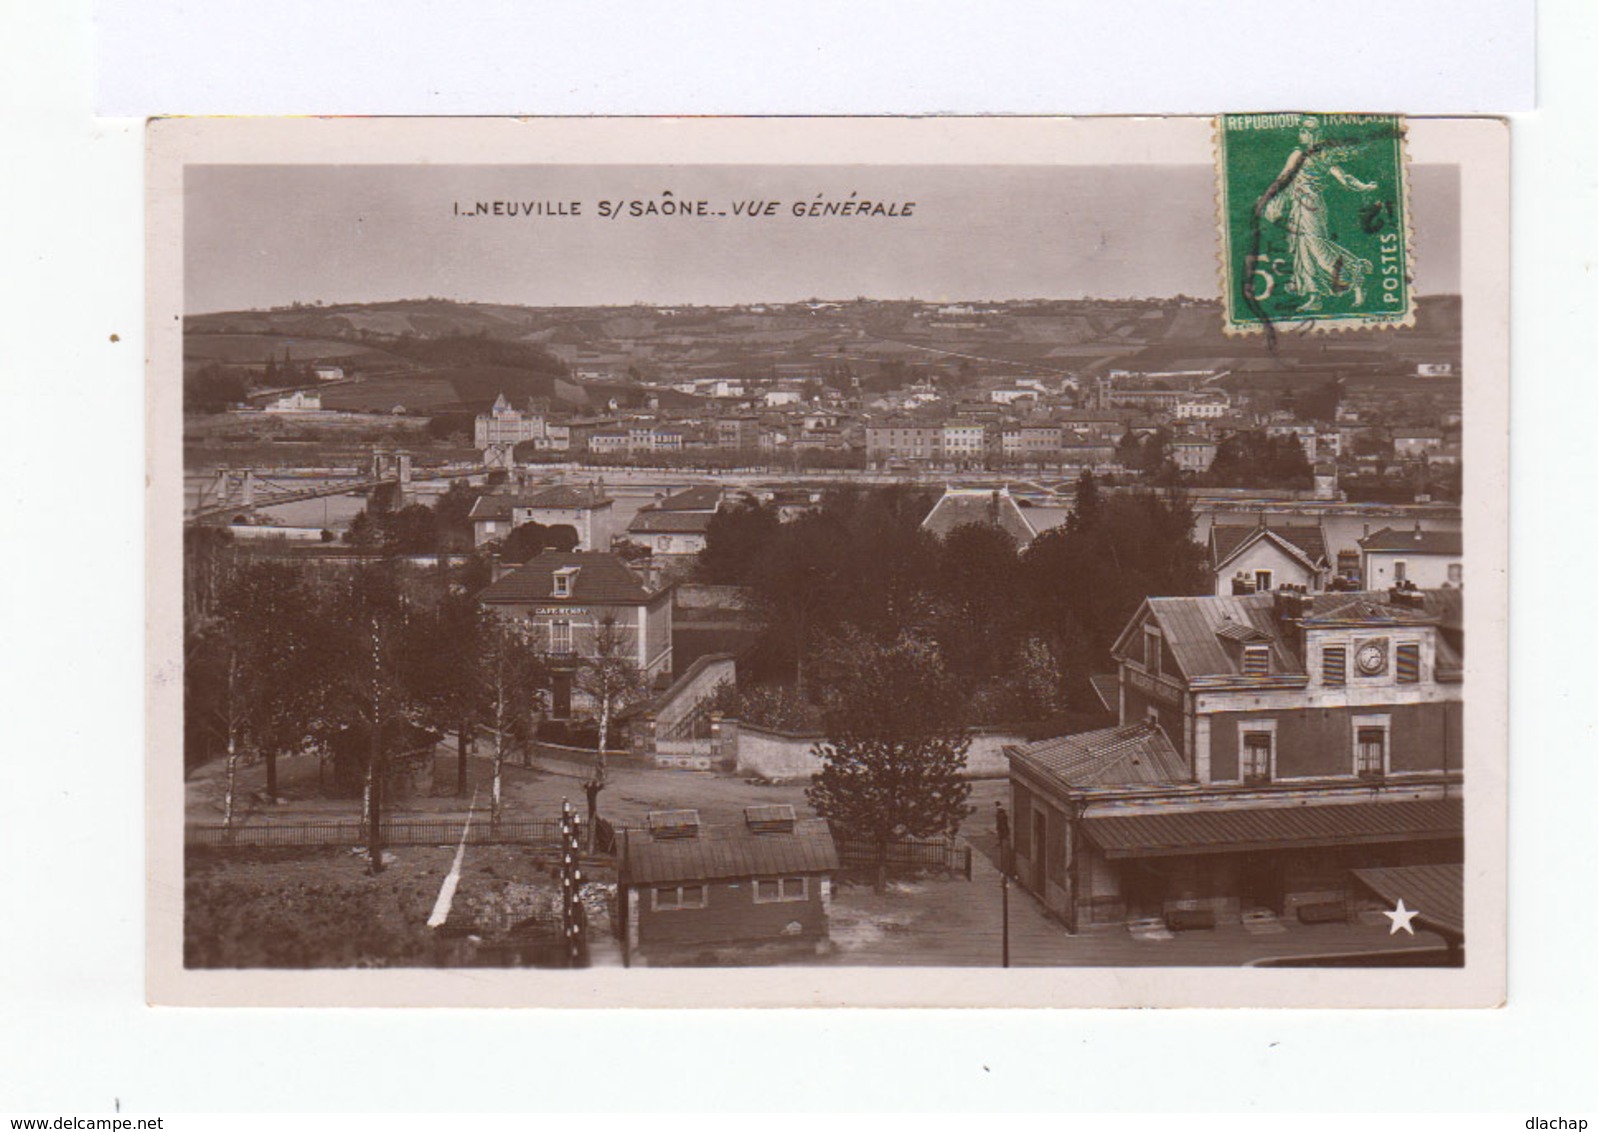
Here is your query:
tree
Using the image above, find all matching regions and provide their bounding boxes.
[1019,489,1208,704]
[930,522,1023,684]
[432,480,483,549]
[1067,469,1102,533]
[410,588,488,796]
[478,616,545,827]
[379,503,437,554]
[806,631,973,892]
[573,616,649,843]
[744,512,851,695]
[319,562,416,872]
[1207,430,1314,489]
[498,520,580,565]
[214,561,324,803]
[695,498,781,584]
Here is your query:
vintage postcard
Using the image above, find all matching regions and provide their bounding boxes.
[146,116,1508,1007]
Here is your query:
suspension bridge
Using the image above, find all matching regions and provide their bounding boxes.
[186,449,480,523]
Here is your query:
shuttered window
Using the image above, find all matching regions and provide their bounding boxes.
[1322,645,1347,685]
[1242,732,1272,783]
[1396,642,1422,683]
[1243,645,1270,676]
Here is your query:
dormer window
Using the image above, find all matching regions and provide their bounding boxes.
[1242,645,1270,676]
[552,566,580,598]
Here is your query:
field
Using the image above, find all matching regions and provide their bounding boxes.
[184,332,409,367]
[183,843,611,968]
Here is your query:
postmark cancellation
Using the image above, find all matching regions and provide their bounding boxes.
[1217,113,1414,336]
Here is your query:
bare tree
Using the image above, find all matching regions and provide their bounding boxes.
[322,563,414,874]
[573,616,648,843]
[479,617,545,828]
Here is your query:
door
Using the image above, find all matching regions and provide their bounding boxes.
[1240,854,1284,914]
[551,671,573,720]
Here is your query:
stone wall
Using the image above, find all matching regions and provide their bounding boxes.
[732,721,1026,782]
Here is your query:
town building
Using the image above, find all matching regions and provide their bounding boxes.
[263,390,322,413]
[1174,395,1230,420]
[478,550,674,715]
[1059,410,1135,443]
[616,807,838,966]
[941,421,988,466]
[1393,428,1447,461]
[716,416,761,450]
[1209,520,1330,596]
[468,484,614,550]
[865,422,944,467]
[1006,587,1464,931]
[1056,439,1116,469]
[1171,437,1219,474]
[475,394,550,467]
[625,486,723,561]
[587,432,630,456]
[1360,526,1464,589]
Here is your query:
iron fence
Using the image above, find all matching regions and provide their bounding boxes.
[186,816,565,849]
[834,834,973,880]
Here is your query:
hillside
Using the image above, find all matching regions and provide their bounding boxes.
[185,294,1463,415]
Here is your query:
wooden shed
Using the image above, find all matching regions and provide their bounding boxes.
[617,806,839,966]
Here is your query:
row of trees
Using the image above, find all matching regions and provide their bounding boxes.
[184,534,646,868]
[697,474,1209,722]
[732,475,1207,886]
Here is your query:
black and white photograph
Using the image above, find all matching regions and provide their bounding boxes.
[146,116,1508,1007]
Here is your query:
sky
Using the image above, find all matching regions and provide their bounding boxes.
[185,163,1460,312]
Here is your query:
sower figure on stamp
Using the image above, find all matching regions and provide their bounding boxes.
[1264,115,1380,312]
[995,800,1012,877]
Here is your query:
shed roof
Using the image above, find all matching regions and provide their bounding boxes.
[1082,798,1462,859]
[620,818,839,885]
[1009,722,1188,788]
[1351,863,1464,941]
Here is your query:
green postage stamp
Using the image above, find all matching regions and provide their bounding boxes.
[1217,112,1413,335]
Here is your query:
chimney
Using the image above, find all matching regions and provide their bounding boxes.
[489,552,504,583]
[1414,521,1424,541]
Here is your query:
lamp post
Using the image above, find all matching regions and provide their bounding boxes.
[1001,868,1010,969]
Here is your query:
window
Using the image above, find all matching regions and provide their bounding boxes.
[1394,560,1408,584]
[1143,626,1162,674]
[1242,732,1273,784]
[1254,569,1273,592]
[1356,728,1387,778]
[753,877,809,903]
[1242,645,1270,676]
[1447,562,1463,586]
[1322,645,1347,685]
[652,885,706,911]
[548,619,573,655]
[552,566,580,598]
[1395,642,1422,683]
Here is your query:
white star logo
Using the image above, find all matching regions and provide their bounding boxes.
[1384,898,1419,936]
